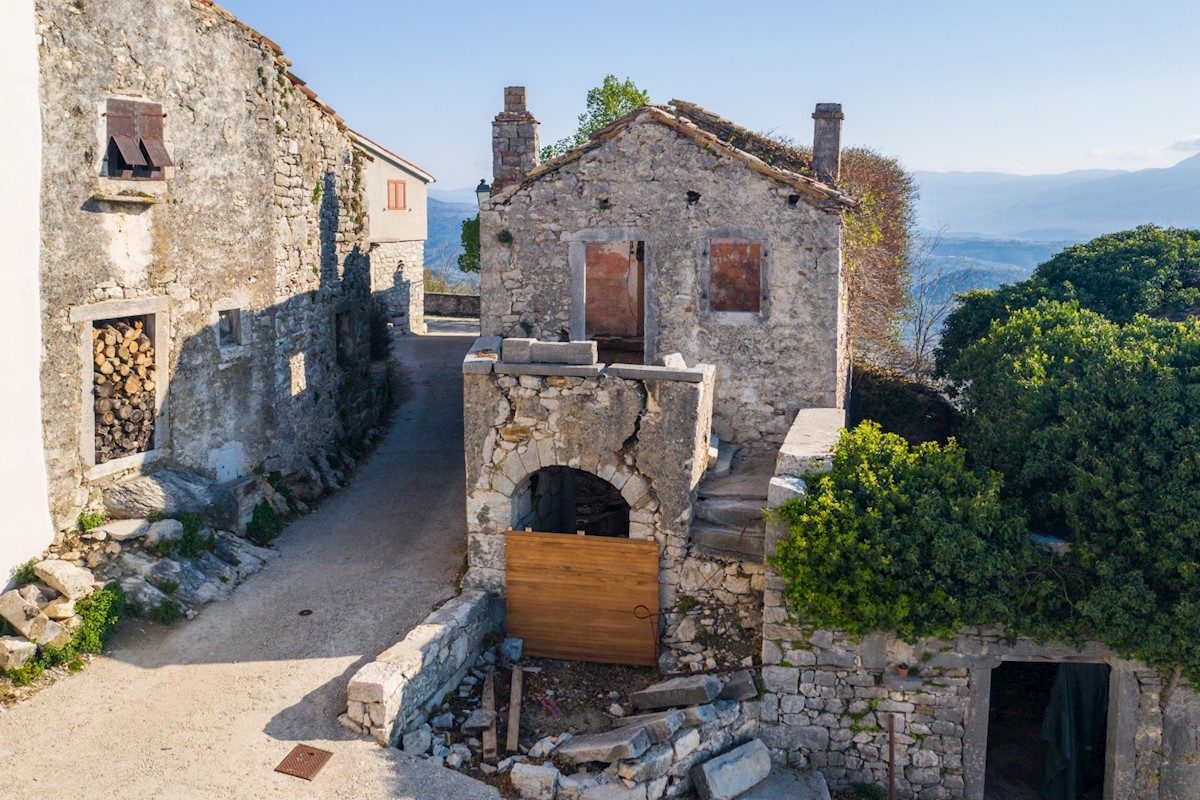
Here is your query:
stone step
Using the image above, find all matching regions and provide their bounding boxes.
[554,725,650,764]
[732,766,831,800]
[690,524,765,560]
[693,496,767,529]
[630,674,722,711]
[697,472,772,501]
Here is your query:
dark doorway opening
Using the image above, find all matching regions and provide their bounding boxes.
[986,661,1109,800]
[515,467,630,537]
[584,240,645,364]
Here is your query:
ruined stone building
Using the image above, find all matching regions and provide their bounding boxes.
[2,0,430,580]
[460,88,1200,799]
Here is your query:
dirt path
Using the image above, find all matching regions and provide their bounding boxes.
[0,329,498,800]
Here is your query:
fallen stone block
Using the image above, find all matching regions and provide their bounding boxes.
[718,670,758,702]
[30,615,71,649]
[610,709,686,743]
[580,780,649,799]
[731,766,831,800]
[617,742,674,782]
[556,726,651,764]
[147,558,228,605]
[119,577,170,612]
[462,708,497,732]
[96,518,151,542]
[33,560,95,600]
[510,762,560,800]
[692,739,771,800]
[655,352,687,369]
[43,597,76,620]
[402,724,433,756]
[501,636,523,663]
[0,636,36,671]
[631,675,722,710]
[0,588,43,638]
[143,519,184,546]
[103,468,224,520]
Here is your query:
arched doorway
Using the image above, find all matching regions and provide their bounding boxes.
[513,467,631,537]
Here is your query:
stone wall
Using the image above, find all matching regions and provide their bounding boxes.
[343,589,501,745]
[371,239,426,333]
[461,337,714,620]
[480,111,846,444]
[35,0,383,537]
[426,292,480,318]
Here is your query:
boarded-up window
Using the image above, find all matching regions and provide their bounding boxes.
[387,179,407,210]
[104,99,173,180]
[709,239,762,312]
[585,241,644,339]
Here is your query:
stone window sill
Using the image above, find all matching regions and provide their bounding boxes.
[91,178,167,205]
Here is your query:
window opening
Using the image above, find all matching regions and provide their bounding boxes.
[709,239,762,312]
[986,661,1109,800]
[584,240,645,364]
[217,309,242,347]
[92,315,157,463]
[104,99,173,180]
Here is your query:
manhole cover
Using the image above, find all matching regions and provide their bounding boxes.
[274,744,333,781]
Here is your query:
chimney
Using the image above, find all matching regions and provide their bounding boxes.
[811,103,844,185]
[492,86,540,192]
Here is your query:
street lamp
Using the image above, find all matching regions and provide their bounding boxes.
[475,179,492,209]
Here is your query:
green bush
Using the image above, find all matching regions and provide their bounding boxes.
[77,510,107,532]
[10,558,38,585]
[245,501,283,547]
[954,301,1200,678]
[772,423,1036,640]
[148,599,183,626]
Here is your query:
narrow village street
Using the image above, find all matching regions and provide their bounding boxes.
[0,326,499,800]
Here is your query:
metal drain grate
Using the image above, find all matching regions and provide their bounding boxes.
[274,744,333,781]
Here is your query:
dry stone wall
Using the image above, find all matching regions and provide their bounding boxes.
[480,114,846,444]
[34,0,385,545]
[370,239,426,333]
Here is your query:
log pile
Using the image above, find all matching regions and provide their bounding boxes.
[93,320,156,463]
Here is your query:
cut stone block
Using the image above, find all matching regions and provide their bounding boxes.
[529,340,597,365]
[556,726,651,764]
[0,588,42,638]
[718,670,758,702]
[606,364,707,383]
[617,742,674,782]
[692,739,771,800]
[32,560,95,600]
[402,724,432,756]
[461,708,496,732]
[96,518,151,541]
[609,709,685,743]
[510,762,560,800]
[494,363,604,378]
[631,675,722,710]
[43,597,76,620]
[655,352,687,369]
[0,636,36,671]
[144,519,184,546]
[501,337,536,363]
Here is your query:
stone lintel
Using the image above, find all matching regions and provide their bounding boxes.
[494,363,604,378]
[606,364,708,383]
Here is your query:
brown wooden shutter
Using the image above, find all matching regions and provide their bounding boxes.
[709,239,763,312]
[134,102,173,167]
[106,99,146,171]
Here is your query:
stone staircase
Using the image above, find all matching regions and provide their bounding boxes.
[690,444,775,561]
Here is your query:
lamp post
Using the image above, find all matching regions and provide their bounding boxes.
[475,179,492,209]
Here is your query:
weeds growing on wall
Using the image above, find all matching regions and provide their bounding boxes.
[10,559,38,585]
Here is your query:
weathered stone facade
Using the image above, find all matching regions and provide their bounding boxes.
[480,97,853,444]
[370,239,426,333]
[462,337,714,614]
[35,0,387,536]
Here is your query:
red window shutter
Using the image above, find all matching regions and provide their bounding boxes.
[387,180,406,210]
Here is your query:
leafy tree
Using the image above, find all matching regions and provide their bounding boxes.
[936,225,1200,377]
[540,75,650,161]
[458,214,480,273]
[773,423,1034,640]
[954,300,1200,678]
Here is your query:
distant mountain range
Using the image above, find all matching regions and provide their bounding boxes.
[425,195,479,290]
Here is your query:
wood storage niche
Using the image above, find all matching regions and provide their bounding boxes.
[92,315,157,463]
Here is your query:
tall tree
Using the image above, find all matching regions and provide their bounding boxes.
[540,75,650,161]
[457,214,480,274]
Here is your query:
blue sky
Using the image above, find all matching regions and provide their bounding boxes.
[219,0,1200,191]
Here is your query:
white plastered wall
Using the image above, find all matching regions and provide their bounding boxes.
[0,0,55,581]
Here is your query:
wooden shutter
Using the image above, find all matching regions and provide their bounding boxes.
[134,102,173,169]
[387,179,406,210]
[106,100,145,176]
[709,239,762,312]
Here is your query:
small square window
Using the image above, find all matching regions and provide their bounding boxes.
[218,309,242,347]
[387,179,407,211]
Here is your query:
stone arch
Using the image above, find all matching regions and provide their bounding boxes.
[513,466,630,537]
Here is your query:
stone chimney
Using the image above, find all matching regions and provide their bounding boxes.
[811,103,844,185]
[492,86,540,192]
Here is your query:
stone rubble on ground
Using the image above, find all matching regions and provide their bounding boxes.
[691,738,771,800]
[631,675,722,710]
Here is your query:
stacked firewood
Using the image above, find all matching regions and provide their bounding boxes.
[93,320,157,463]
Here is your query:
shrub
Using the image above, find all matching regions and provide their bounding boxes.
[77,510,107,532]
[245,501,283,547]
[148,599,183,626]
[6,582,126,684]
[10,558,38,585]
[772,423,1034,640]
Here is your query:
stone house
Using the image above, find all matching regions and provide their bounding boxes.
[352,130,435,334]
[464,88,855,668]
[5,0,421,579]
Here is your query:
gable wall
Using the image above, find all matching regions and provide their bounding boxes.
[480,121,846,444]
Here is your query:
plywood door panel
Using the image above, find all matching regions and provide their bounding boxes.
[505,530,659,666]
[585,242,644,338]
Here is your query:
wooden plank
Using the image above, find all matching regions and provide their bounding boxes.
[482,666,497,762]
[505,530,659,666]
[506,667,522,754]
